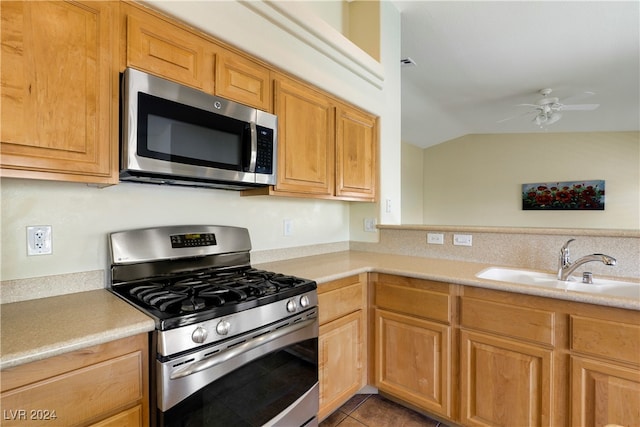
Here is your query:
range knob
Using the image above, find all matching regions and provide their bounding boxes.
[191,326,208,344]
[300,295,310,308]
[286,299,298,313]
[216,320,231,336]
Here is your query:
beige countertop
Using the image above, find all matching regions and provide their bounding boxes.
[0,289,155,370]
[1,250,637,371]
[255,251,640,311]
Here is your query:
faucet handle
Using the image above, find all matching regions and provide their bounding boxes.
[561,238,576,252]
[559,238,575,265]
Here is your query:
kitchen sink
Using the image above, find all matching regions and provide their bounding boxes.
[476,267,640,299]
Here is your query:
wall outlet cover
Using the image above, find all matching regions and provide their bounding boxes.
[453,234,472,246]
[427,233,444,244]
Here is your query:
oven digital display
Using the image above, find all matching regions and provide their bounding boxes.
[170,233,217,248]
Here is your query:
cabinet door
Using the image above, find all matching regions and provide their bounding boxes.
[216,49,271,111]
[571,356,640,427]
[319,310,364,420]
[125,4,214,92]
[0,334,148,427]
[375,309,452,418]
[273,75,335,196]
[335,105,377,201]
[460,329,553,427]
[1,0,117,184]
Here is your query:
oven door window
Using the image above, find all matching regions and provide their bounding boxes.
[137,92,250,171]
[159,338,318,427]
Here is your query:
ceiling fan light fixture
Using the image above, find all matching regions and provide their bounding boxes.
[534,113,547,126]
[547,112,562,125]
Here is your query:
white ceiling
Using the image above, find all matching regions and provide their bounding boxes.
[393,1,640,148]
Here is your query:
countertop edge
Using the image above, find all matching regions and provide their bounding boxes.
[2,251,637,371]
[256,251,640,311]
[0,322,155,370]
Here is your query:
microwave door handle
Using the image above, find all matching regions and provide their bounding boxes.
[248,122,257,173]
[169,318,316,380]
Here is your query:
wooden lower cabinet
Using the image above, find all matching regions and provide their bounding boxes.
[460,329,553,427]
[571,356,640,427]
[0,334,149,427]
[569,313,640,427]
[373,274,454,420]
[317,275,367,421]
[375,309,451,417]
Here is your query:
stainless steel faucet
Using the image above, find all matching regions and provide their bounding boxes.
[557,238,617,281]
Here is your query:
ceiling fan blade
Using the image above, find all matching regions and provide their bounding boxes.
[516,103,539,108]
[560,103,600,111]
[562,91,596,104]
[497,109,536,123]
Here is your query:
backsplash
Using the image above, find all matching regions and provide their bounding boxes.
[0,242,349,304]
[3,227,637,304]
[351,225,640,279]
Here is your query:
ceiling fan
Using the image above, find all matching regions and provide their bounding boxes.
[499,88,600,127]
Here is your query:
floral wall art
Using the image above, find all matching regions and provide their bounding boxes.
[522,180,605,210]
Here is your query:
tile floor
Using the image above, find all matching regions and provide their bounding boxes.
[319,394,445,427]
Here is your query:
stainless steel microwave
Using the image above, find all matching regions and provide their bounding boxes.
[120,68,277,190]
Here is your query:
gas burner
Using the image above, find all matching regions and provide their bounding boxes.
[181,297,206,312]
[121,267,313,317]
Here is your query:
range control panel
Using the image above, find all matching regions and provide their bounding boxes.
[170,233,217,248]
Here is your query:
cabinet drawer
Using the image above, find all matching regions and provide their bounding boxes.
[571,315,640,365]
[0,352,143,426]
[461,297,555,346]
[375,281,450,323]
[89,405,142,427]
[319,282,363,325]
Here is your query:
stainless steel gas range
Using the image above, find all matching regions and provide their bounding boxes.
[108,225,319,427]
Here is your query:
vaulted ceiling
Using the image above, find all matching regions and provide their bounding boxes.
[394,1,640,148]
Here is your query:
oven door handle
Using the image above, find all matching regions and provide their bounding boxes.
[170,318,315,380]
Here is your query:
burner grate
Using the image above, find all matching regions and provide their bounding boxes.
[125,268,310,315]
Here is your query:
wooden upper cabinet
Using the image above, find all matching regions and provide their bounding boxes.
[123,4,214,92]
[272,74,335,196]
[0,0,118,184]
[335,104,377,201]
[215,49,271,111]
[244,74,379,201]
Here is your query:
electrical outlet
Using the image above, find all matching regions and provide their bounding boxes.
[427,233,444,244]
[453,234,472,246]
[363,218,377,232]
[27,226,52,255]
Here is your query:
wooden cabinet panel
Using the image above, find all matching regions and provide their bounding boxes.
[89,405,142,427]
[272,75,335,196]
[571,315,640,366]
[124,4,214,92]
[0,0,117,183]
[335,105,377,201]
[319,310,365,420]
[375,309,452,418]
[215,49,271,111]
[0,334,148,427]
[460,329,553,427]
[375,280,451,324]
[461,297,555,346]
[571,356,640,427]
[318,282,363,325]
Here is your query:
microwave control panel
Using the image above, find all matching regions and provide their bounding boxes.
[255,126,273,174]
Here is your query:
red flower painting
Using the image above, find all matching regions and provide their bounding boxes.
[522,180,605,210]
